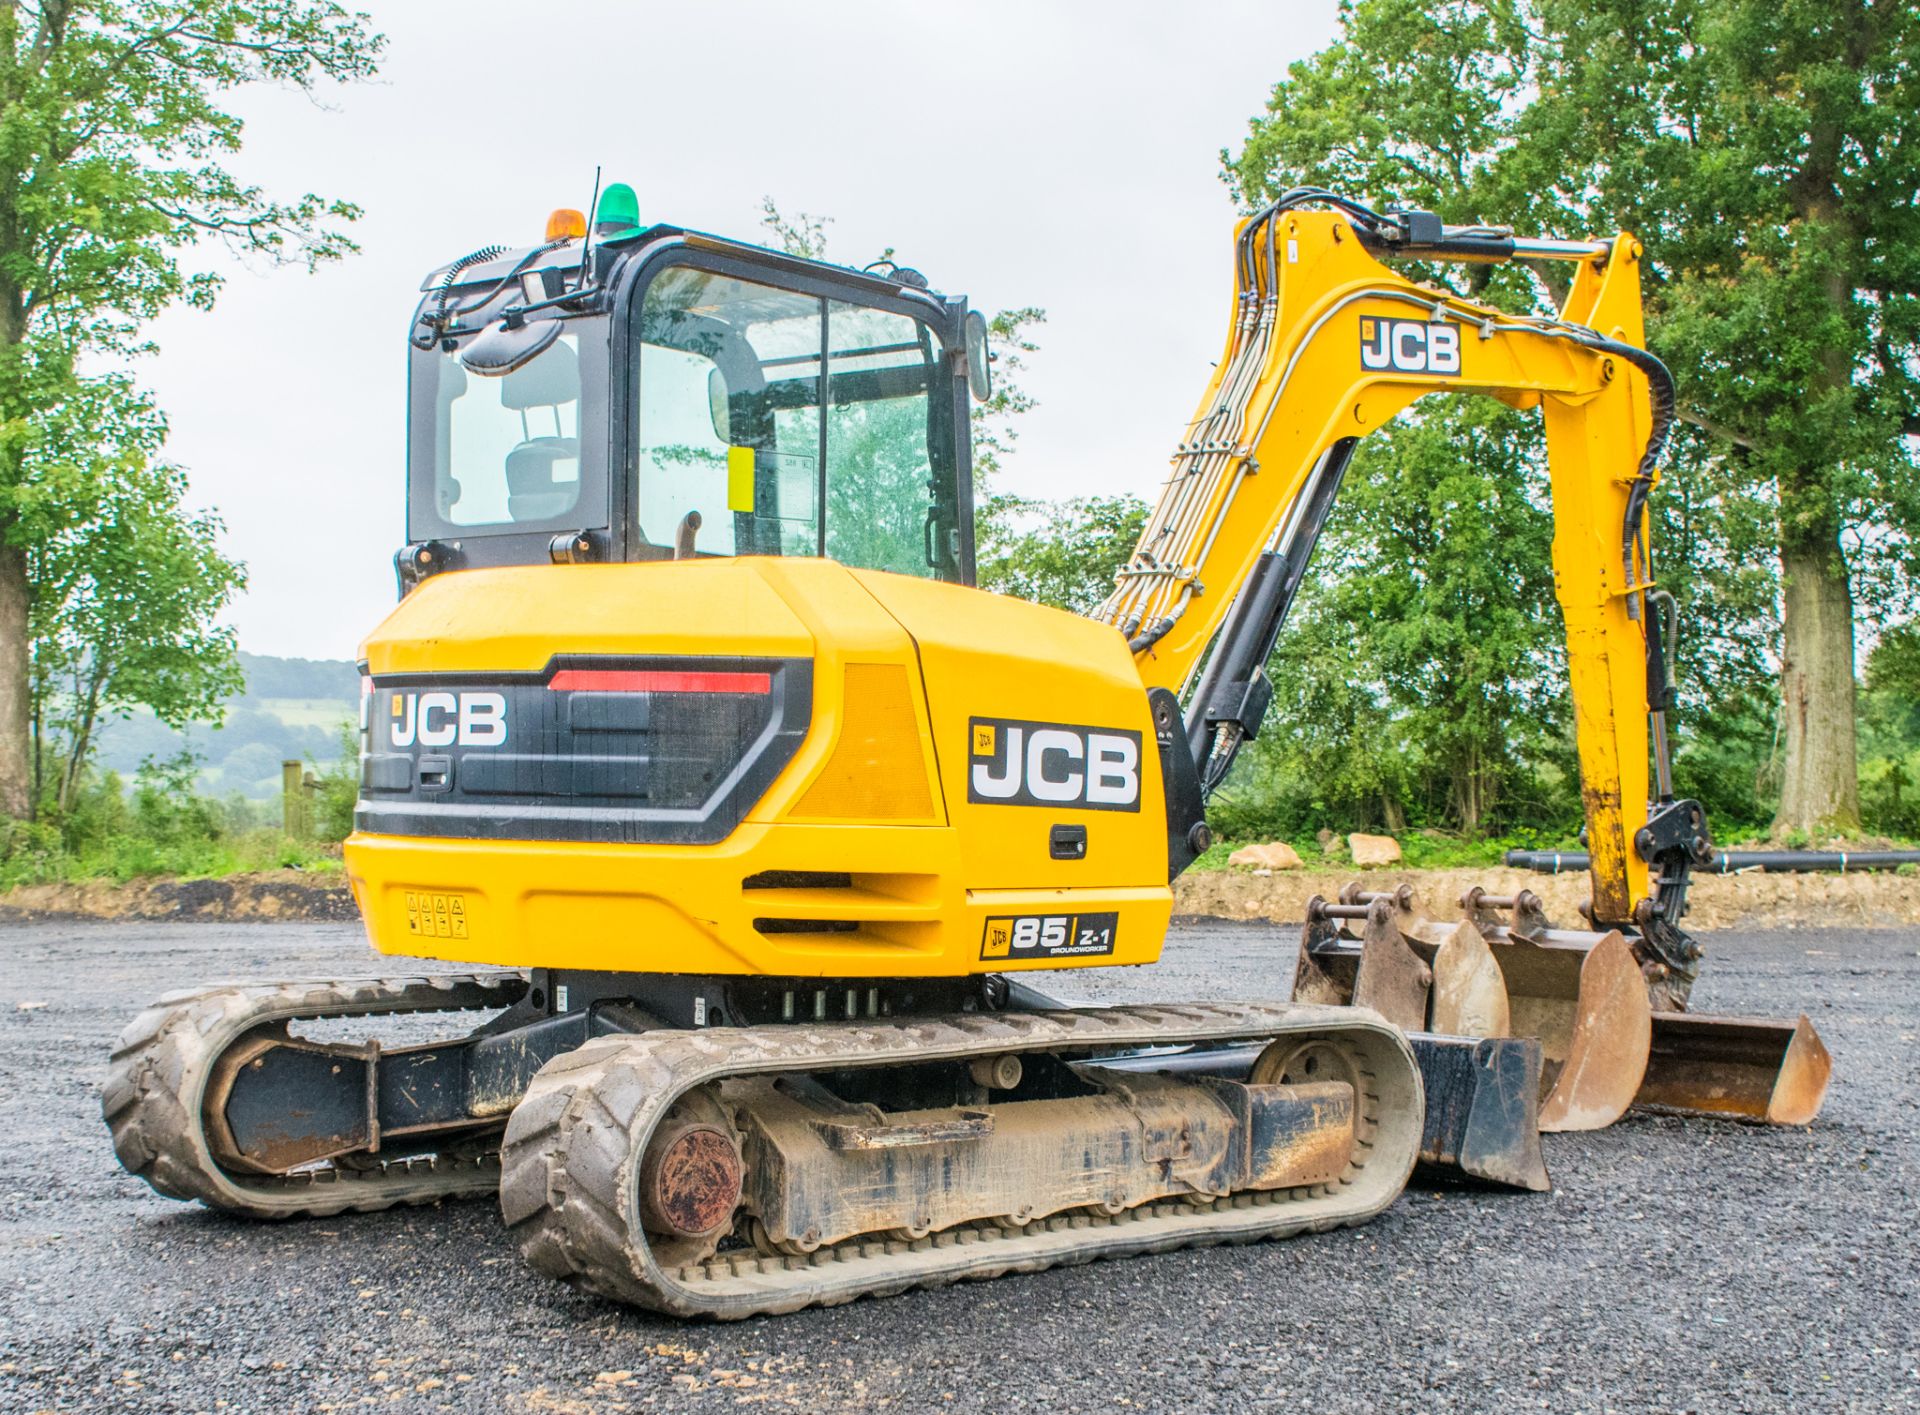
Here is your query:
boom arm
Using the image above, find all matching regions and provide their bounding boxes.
[1098,191,1706,997]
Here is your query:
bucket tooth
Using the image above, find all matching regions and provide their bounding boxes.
[1408,1034,1551,1191]
[1634,1012,1832,1125]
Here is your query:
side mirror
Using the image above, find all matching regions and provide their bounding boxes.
[460,317,562,377]
[964,309,992,403]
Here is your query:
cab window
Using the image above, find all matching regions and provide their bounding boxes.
[414,331,585,532]
[632,265,957,577]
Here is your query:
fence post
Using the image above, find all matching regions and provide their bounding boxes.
[282,760,310,839]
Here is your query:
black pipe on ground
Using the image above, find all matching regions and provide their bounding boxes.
[1503,848,1920,874]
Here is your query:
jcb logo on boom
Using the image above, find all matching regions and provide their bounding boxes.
[1359,317,1461,376]
[388,691,508,748]
[967,717,1141,812]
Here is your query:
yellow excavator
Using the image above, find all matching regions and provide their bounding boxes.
[104,186,1827,1318]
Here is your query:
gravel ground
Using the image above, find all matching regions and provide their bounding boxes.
[0,918,1914,1414]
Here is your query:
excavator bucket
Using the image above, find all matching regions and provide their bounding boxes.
[1457,889,1652,1132]
[1634,1012,1832,1125]
[1292,891,1430,1031]
[1457,888,1833,1128]
[1292,894,1550,1191]
[1392,903,1511,1037]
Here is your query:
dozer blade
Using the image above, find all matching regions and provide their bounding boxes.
[1095,1031,1550,1193]
[1289,892,1543,1184]
[1634,1012,1832,1125]
[1408,1034,1551,1192]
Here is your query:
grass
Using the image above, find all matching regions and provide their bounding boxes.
[0,827,342,890]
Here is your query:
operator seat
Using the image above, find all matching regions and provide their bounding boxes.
[500,340,581,522]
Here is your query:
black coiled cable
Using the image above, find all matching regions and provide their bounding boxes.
[412,244,506,349]
[410,239,576,350]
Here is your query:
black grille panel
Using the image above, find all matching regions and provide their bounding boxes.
[354,656,811,844]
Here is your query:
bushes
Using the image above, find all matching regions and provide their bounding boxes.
[0,749,344,889]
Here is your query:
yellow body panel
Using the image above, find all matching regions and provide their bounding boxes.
[346,558,1172,977]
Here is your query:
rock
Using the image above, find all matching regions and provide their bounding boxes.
[1348,833,1403,867]
[1228,841,1305,870]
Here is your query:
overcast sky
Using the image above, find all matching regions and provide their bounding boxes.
[137,0,1342,662]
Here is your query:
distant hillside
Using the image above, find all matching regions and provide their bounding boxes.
[232,651,360,701]
[94,651,360,802]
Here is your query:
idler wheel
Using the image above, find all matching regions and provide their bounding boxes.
[638,1118,743,1242]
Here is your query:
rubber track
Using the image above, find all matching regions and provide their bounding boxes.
[103,972,526,1219]
[500,1000,1422,1319]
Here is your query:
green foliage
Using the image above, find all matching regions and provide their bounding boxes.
[1860,629,1920,837]
[758,198,831,261]
[31,439,246,810]
[1220,0,1920,838]
[970,306,1045,486]
[0,2,384,818]
[1,749,340,888]
[1209,400,1573,838]
[977,494,1147,614]
[311,720,359,843]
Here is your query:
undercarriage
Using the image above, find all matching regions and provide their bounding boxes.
[105,970,1422,1318]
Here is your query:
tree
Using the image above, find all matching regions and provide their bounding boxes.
[975,493,1147,615]
[0,2,384,818]
[31,427,244,815]
[1245,400,1566,837]
[1228,0,1920,836]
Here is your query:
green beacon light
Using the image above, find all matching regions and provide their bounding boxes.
[594,182,643,240]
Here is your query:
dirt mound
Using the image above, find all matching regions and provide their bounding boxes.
[6,862,1915,931]
[1175,864,1920,929]
[0,870,357,923]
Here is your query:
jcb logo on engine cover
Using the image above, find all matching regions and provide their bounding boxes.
[1360,317,1461,376]
[967,718,1141,812]
[388,691,507,748]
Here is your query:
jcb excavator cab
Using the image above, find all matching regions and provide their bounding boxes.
[401,191,982,588]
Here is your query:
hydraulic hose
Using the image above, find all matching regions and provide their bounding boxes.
[1505,848,1920,875]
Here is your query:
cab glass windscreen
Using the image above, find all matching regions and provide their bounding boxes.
[631,263,960,579]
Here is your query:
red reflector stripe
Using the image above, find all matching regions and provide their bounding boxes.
[547,668,772,695]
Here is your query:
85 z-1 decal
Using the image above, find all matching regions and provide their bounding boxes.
[967,717,1141,811]
[981,912,1119,961]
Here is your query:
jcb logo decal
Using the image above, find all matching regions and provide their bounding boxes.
[389,691,507,748]
[1360,317,1461,376]
[967,717,1141,812]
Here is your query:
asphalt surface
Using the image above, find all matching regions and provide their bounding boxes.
[0,918,1914,1414]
